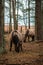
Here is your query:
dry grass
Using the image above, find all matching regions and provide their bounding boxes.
[0,34,43,65]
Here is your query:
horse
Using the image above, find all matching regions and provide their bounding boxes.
[9,30,23,52]
[23,29,35,42]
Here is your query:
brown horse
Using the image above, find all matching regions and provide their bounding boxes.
[24,29,35,42]
[9,30,23,52]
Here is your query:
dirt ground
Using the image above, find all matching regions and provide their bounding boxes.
[0,34,43,65]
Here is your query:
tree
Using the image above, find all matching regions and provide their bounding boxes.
[12,0,18,30]
[9,0,12,33]
[0,0,6,53]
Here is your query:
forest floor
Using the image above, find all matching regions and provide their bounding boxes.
[0,34,43,65]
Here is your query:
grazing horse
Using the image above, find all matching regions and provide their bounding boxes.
[9,30,23,52]
[23,29,35,42]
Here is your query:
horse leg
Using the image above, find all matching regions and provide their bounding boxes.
[17,43,20,52]
[19,42,22,51]
[28,36,29,42]
[10,40,12,51]
[15,44,17,52]
[20,44,23,51]
[18,41,23,52]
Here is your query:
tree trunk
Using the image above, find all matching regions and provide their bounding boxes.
[9,0,12,33]
[0,0,5,53]
[35,0,42,40]
[28,0,30,29]
[12,0,18,30]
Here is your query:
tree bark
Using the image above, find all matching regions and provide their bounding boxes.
[35,0,42,40]
[0,0,5,53]
[9,0,12,33]
[12,0,18,30]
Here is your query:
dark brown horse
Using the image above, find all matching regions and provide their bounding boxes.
[10,30,23,52]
